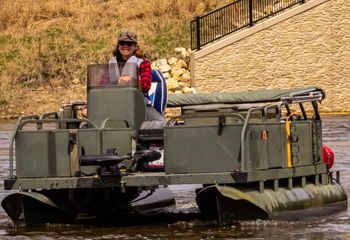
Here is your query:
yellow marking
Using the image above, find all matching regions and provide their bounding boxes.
[286,118,292,168]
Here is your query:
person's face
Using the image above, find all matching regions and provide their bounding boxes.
[118,41,137,58]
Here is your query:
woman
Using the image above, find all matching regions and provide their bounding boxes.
[111,31,152,98]
[114,32,164,122]
[83,32,162,121]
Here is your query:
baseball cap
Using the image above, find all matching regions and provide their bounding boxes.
[118,31,137,43]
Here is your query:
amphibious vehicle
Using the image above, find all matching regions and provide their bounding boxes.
[2,62,347,225]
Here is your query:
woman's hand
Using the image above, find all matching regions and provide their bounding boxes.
[118,75,132,86]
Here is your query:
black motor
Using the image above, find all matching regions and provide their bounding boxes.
[79,150,161,176]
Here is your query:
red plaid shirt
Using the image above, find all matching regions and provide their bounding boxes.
[139,59,152,96]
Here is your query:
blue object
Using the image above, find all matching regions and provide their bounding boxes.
[149,70,167,115]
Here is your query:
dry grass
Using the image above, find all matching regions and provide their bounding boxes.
[0,0,232,117]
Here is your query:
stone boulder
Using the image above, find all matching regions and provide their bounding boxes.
[167,57,178,66]
[167,78,181,92]
[151,47,196,95]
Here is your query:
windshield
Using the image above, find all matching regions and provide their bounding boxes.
[87,63,139,89]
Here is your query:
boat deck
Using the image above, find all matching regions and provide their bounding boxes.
[4,164,332,190]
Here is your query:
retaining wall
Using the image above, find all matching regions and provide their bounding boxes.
[191,0,349,112]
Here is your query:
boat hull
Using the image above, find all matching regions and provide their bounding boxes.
[196,183,348,221]
[2,187,175,225]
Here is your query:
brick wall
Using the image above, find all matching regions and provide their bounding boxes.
[192,0,350,113]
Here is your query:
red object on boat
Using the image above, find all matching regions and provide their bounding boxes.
[322,145,334,169]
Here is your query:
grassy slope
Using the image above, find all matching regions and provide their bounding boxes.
[0,0,232,118]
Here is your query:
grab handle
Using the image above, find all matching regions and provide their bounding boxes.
[8,115,39,178]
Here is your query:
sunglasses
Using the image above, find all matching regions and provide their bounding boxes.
[119,41,135,47]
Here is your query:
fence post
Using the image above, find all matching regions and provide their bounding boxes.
[249,0,253,27]
[196,16,201,50]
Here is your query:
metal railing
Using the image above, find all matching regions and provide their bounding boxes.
[8,116,99,178]
[191,0,306,50]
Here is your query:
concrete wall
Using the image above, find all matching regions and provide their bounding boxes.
[191,0,350,113]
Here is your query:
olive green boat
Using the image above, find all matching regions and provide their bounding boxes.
[2,63,347,225]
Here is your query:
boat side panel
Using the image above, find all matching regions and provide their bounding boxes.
[16,130,73,178]
[78,129,100,175]
[102,129,133,168]
[266,124,287,168]
[290,122,313,167]
[246,125,268,170]
[164,124,242,174]
[88,88,146,131]
[312,120,323,164]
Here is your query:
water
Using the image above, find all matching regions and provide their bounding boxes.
[0,116,350,239]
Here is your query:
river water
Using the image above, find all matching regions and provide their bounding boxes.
[0,115,349,239]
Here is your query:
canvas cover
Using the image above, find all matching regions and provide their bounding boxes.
[167,87,325,107]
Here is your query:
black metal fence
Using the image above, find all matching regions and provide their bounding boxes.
[191,0,306,50]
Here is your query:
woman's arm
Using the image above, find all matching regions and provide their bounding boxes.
[139,59,152,95]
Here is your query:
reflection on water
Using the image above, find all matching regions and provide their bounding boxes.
[0,115,349,239]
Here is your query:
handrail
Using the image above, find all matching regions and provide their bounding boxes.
[263,104,280,121]
[8,115,39,178]
[8,118,98,178]
[168,113,245,130]
[39,112,59,120]
[281,94,323,104]
[240,106,266,171]
[18,119,99,130]
[288,87,322,97]
[191,0,306,50]
[38,112,59,130]
[173,112,245,122]
[100,118,130,129]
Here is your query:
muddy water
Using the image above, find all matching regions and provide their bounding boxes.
[0,116,350,239]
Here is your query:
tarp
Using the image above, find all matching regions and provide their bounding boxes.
[167,87,325,107]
